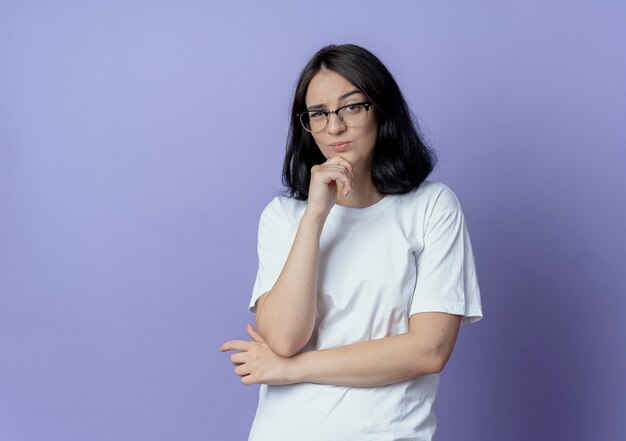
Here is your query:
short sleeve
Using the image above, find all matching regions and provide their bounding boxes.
[410,194,483,324]
[249,198,292,313]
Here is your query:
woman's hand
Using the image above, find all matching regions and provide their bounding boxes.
[306,156,354,219]
[220,325,295,385]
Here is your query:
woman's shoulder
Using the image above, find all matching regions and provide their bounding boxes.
[260,195,307,223]
[400,180,464,213]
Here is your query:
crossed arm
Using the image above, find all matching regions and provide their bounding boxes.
[220,311,461,387]
[219,207,462,387]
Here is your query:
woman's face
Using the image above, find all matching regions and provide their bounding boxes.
[305,70,378,171]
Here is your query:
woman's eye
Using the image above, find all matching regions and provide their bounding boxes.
[310,111,325,119]
[345,104,361,113]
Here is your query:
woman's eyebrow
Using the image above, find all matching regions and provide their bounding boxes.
[338,89,362,102]
[307,89,363,109]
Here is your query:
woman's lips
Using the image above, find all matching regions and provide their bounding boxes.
[329,141,350,151]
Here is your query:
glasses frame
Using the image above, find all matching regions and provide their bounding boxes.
[296,102,373,133]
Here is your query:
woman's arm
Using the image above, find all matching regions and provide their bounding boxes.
[254,212,325,357]
[221,312,461,387]
[254,157,354,358]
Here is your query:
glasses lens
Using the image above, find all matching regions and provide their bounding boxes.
[338,104,368,127]
[302,111,328,133]
[299,113,312,132]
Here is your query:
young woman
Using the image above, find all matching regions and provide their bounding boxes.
[221,44,482,441]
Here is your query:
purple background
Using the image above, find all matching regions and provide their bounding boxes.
[1,1,625,440]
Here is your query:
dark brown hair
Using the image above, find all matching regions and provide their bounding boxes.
[283,44,437,200]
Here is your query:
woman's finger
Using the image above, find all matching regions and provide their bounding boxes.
[235,363,251,377]
[329,162,354,189]
[319,161,353,182]
[334,177,353,197]
[332,172,353,196]
[241,374,258,385]
[220,340,251,352]
[326,156,354,179]
[316,166,353,191]
[334,164,353,183]
[247,324,266,343]
[230,352,247,365]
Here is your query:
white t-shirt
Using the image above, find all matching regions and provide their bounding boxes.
[248,180,482,441]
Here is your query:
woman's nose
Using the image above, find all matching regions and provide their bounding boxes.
[325,112,346,135]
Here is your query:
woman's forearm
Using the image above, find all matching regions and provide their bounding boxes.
[288,333,438,387]
[256,211,326,357]
[287,313,461,387]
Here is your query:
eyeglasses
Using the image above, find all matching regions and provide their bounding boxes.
[296,102,372,133]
